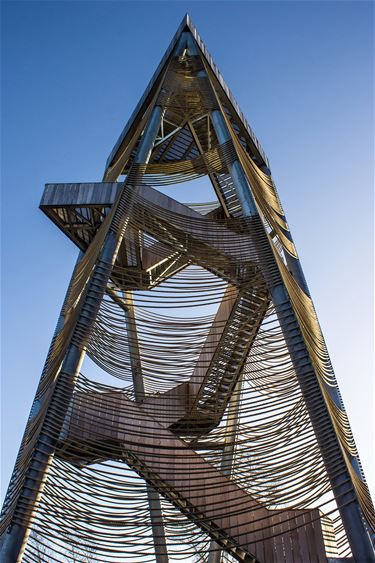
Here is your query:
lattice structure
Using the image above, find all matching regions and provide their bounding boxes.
[1,15,374,563]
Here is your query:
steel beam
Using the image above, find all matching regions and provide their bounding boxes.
[211,111,258,218]
[0,105,163,563]
[210,108,375,561]
[211,109,310,295]
[0,251,84,559]
[207,376,244,563]
[122,289,169,562]
[270,285,375,562]
[188,119,230,217]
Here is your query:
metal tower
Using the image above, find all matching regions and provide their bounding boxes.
[1,15,374,563]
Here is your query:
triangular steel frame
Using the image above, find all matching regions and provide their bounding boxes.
[1,14,374,563]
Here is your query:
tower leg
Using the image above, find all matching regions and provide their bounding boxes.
[210,110,310,294]
[210,108,375,561]
[207,376,244,563]
[270,284,375,561]
[0,106,163,563]
[121,289,169,562]
[0,252,84,561]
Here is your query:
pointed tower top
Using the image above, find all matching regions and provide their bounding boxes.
[105,15,269,177]
[183,13,197,32]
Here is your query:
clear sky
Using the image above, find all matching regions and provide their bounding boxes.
[1,0,374,506]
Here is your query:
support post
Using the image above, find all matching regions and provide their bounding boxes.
[188,120,230,217]
[0,105,163,563]
[122,290,169,562]
[211,109,310,295]
[0,251,84,547]
[207,377,243,563]
[210,107,375,561]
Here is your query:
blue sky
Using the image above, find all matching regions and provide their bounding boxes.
[1,0,374,504]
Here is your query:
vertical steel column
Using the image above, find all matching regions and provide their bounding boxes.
[0,250,83,539]
[0,106,163,563]
[207,377,243,563]
[123,290,169,562]
[210,108,375,561]
[211,110,310,295]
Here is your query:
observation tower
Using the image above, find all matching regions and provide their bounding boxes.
[1,14,374,563]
